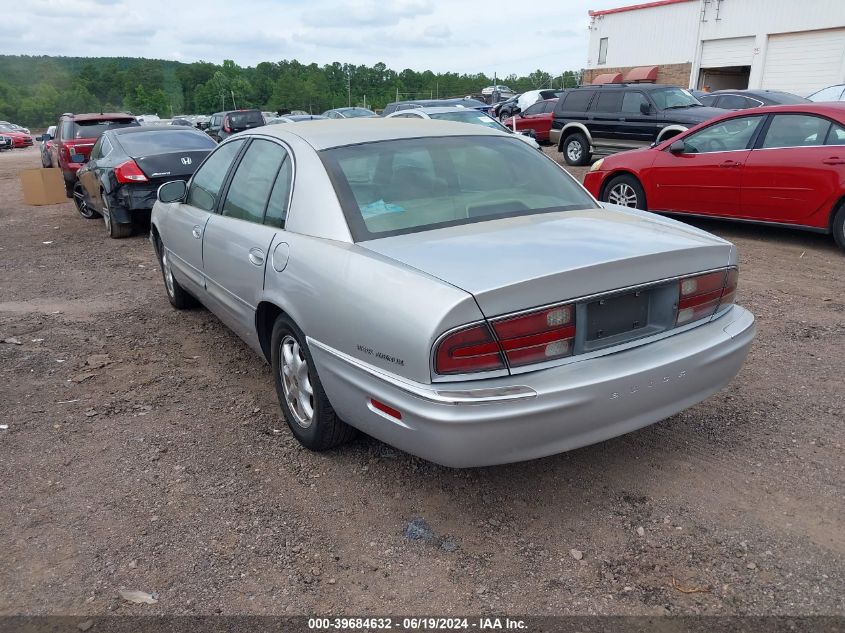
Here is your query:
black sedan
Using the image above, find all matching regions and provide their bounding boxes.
[74,126,216,238]
[699,89,809,110]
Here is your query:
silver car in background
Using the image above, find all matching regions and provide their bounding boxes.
[150,119,754,467]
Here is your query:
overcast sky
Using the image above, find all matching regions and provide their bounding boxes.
[5,0,602,75]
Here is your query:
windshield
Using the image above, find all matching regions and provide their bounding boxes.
[428,111,508,131]
[322,136,597,241]
[117,130,216,155]
[342,108,375,118]
[650,88,702,110]
[70,119,139,139]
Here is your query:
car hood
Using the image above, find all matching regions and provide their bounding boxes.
[359,206,734,317]
[664,106,726,124]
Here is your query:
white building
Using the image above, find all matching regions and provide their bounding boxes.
[585,0,845,96]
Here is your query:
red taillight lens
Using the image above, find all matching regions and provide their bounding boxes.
[223,117,232,133]
[114,160,148,184]
[435,324,505,375]
[676,268,737,326]
[493,305,575,367]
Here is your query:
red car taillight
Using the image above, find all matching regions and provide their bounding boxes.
[223,117,232,133]
[676,268,738,326]
[114,160,149,184]
[435,324,505,375]
[492,304,575,367]
[434,304,576,374]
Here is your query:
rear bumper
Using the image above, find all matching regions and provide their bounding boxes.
[310,305,755,468]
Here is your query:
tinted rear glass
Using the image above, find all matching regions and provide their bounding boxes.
[117,130,216,155]
[322,136,597,241]
[341,108,375,117]
[561,90,595,113]
[69,119,139,140]
[428,111,506,131]
[227,111,264,129]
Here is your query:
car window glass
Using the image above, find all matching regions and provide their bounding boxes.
[100,137,113,157]
[61,121,73,139]
[562,90,594,113]
[594,91,623,113]
[718,95,754,110]
[265,155,293,228]
[522,102,544,116]
[323,135,597,240]
[543,100,557,113]
[89,138,102,160]
[186,139,244,212]
[762,115,830,148]
[699,94,717,107]
[621,92,649,114]
[825,123,845,145]
[808,85,845,102]
[681,115,764,153]
[222,139,287,223]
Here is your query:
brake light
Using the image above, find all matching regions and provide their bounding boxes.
[223,116,232,133]
[114,160,148,184]
[676,268,737,326]
[435,324,505,375]
[492,305,575,367]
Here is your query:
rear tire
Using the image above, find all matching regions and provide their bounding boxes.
[155,235,198,309]
[562,132,590,166]
[102,196,132,239]
[602,174,647,210]
[832,204,845,252]
[73,183,100,219]
[271,315,356,451]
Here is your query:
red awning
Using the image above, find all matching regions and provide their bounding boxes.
[591,72,623,85]
[624,66,659,83]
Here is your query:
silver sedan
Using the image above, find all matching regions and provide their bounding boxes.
[150,119,755,467]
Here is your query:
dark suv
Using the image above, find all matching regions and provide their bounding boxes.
[206,109,265,142]
[550,84,725,165]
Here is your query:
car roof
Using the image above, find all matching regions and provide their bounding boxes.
[108,125,203,136]
[402,106,494,115]
[248,118,507,150]
[212,109,262,115]
[709,102,845,117]
[64,112,135,121]
[709,89,797,97]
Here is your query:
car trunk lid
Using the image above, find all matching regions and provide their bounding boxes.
[134,150,211,180]
[359,206,733,318]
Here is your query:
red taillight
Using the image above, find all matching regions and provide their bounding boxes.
[435,323,505,375]
[223,117,232,133]
[492,304,575,367]
[114,160,148,184]
[676,268,737,326]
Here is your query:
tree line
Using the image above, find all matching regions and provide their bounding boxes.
[0,55,580,129]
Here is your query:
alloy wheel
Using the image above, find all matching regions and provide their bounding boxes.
[73,185,95,218]
[608,183,639,207]
[280,335,314,428]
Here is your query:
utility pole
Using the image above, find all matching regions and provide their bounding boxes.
[231,90,237,109]
[347,70,351,107]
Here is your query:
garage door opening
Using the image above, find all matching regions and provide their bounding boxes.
[698,66,751,91]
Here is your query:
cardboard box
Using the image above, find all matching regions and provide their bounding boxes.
[20,168,68,206]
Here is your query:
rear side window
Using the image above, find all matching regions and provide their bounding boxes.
[718,95,759,110]
[117,130,215,155]
[186,139,245,211]
[522,102,545,116]
[825,123,845,145]
[265,156,293,227]
[543,100,557,113]
[594,91,623,113]
[222,139,287,223]
[761,114,830,148]
[561,90,595,113]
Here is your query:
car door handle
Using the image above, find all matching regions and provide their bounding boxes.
[617,117,626,121]
[719,160,742,168]
[822,157,845,165]
[248,248,265,266]
[191,225,202,239]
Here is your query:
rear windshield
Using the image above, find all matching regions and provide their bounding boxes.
[67,119,139,140]
[227,111,264,129]
[341,108,375,118]
[428,111,506,131]
[117,130,216,155]
[322,136,597,241]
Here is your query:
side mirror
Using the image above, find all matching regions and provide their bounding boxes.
[158,180,187,203]
[640,102,652,115]
[669,140,686,153]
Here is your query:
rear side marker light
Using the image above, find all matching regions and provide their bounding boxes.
[369,398,402,420]
[676,268,738,326]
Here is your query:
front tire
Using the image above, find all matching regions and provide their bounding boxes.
[602,174,647,210]
[271,315,356,451]
[562,132,590,166]
[832,204,845,252]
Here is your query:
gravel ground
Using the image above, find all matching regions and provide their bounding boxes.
[1,145,843,616]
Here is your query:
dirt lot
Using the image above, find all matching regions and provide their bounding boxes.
[1,146,843,617]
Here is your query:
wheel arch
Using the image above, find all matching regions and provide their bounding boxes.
[656,125,688,143]
[558,122,593,150]
[256,301,296,363]
[829,194,845,233]
[599,169,646,202]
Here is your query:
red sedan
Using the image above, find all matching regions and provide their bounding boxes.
[583,103,845,251]
[502,98,557,143]
[0,125,33,148]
